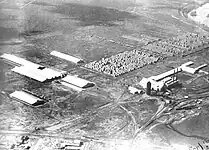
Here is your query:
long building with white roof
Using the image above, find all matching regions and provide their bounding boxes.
[1,53,67,82]
[139,61,208,92]
[61,75,95,88]
[50,51,84,64]
[1,53,94,89]
[12,66,67,82]
[10,91,46,106]
[0,53,40,68]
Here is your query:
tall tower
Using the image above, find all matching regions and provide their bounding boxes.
[146,81,151,95]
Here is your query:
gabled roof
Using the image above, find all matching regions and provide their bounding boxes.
[60,81,84,92]
[1,53,40,68]
[12,66,47,82]
[50,51,84,64]
[10,91,41,105]
[151,68,182,82]
[61,75,95,88]
[12,66,66,82]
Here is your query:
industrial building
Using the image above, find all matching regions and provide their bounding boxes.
[50,51,84,64]
[128,86,144,95]
[10,91,46,107]
[180,61,208,74]
[59,81,84,92]
[0,53,40,68]
[139,61,208,93]
[1,53,94,92]
[61,75,95,89]
[1,53,67,82]
[12,66,67,82]
[139,68,181,92]
[58,139,84,150]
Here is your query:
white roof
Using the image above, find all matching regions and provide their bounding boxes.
[45,122,69,131]
[64,146,83,149]
[10,91,40,104]
[12,66,47,82]
[139,77,149,88]
[180,63,208,74]
[12,66,65,82]
[128,86,143,94]
[181,66,196,74]
[59,139,82,147]
[60,81,83,92]
[1,53,40,68]
[180,61,194,67]
[50,51,83,64]
[61,75,94,88]
[40,68,66,79]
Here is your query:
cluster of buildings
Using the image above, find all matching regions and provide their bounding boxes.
[1,51,208,105]
[1,51,90,149]
[0,52,95,107]
[139,61,208,94]
[1,50,208,150]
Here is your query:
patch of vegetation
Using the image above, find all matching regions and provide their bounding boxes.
[20,30,44,37]
[190,11,197,17]
[19,10,53,38]
[50,3,138,27]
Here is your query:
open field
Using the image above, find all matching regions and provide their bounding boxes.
[0,0,209,150]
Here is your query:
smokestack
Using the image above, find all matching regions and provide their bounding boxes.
[146,81,151,95]
[173,69,175,82]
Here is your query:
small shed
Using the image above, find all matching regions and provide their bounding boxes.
[128,86,144,95]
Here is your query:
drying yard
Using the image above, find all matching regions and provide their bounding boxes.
[84,49,161,77]
[143,33,209,57]
[85,32,209,77]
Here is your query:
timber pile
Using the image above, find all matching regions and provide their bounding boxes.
[143,33,209,56]
[85,49,161,77]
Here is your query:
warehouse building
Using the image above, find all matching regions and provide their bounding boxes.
[10,91,46,107]
[61,75,95,89]
[12,66,67,82]
[0,53,67,82]
[0,53,40,68]
[50,51,84,64]
[139,61,208,93]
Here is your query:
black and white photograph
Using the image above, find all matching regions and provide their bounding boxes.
[0,0,209,149]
